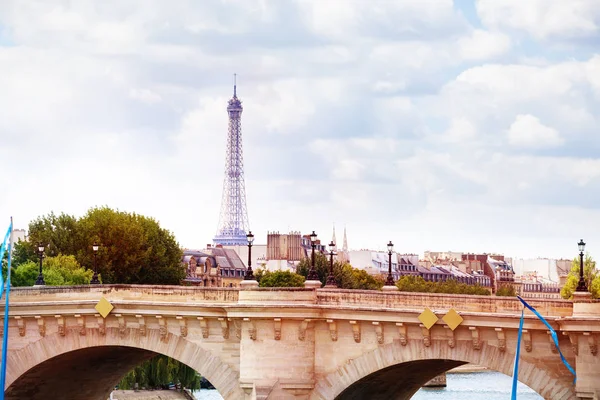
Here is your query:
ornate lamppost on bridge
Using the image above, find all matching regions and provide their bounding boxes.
[90,242,100,284]
[307,231,319,281]
[325,240,338,288]
[384,241,395,287]
[576,239,587,292]
[245,231,255,280]
[34,242,45,286]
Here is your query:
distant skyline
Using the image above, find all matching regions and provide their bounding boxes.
[1,1,599,260]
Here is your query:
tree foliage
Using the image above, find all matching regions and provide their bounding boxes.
[496,285,517,297]
[295,253,384,290]
[561,254,599,299]
[395,275,491,295]
[258,270,305,287]
[25,207,184,285]
[12,255,93,287]
[118,355,201,392]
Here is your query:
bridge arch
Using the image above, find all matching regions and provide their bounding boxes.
[311,339,575,400]
[4,327,245,400]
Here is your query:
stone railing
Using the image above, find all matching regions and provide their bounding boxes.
[5,285,578,317]
[315,288,574,317]
[8,284,240,303]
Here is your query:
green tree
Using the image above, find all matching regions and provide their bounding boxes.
[296,252,331,285]
[25,207,184,285]
[258,270,305,287]
[495,285,517,297]
[561,254,598,299]
[118,355,201,391]
[395,275,490,296]
[12,255,93,287]
[296,254,384,290]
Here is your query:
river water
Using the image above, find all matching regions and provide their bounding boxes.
[192,371,542,399]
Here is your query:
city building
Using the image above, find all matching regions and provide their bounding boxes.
[182,248,246,287]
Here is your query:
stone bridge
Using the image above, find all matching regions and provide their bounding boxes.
[1,285,599,400]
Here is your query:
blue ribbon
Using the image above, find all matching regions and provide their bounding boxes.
[0,219,12,399]
[0,223,11,300]
[511,309,525,400]
[0,222,12,298]
[517,296,577,382]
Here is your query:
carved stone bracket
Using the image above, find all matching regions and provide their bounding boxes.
[373,322,384,344]
[420,324,431,347]
[396,323,407,346]
[96,315,105,336]
[75,314,86,336]
[469,327,481,350]
[583,332,597,356]
[198,317,209,339]
[327,319,337,342]
[349,321,361,343]
[156,316,167,341]
[273,318,281,341]
[35,316,45,337]
[298,319,310,341]
[218,317,229,339]
[55,315,65,337]
[115,314,126,337]
[495,328,505,352]
[445,325,455,348]
[15,316,25,337]
[563,332,578,356]
[136,315,146,336]
[177,316,188,338]
[233,319,242,339]
[244,318,256,340]
[522,330,532,352]
[547,331,557,354]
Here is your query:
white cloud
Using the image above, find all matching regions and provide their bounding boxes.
[476,0,600,39]
[507,114,563,147]
[457,29,511,60]
[441,117,477,143]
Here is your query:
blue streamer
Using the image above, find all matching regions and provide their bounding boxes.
[511,309,524,400]
[0,223,11,299]
[517,296,577,382]
[0,218,12,398]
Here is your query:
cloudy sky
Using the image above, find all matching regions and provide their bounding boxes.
[1,0,599,259]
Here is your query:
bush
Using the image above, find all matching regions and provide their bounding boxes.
[396,276,490,296]
[258,270,305,287]
[496,285,517,297]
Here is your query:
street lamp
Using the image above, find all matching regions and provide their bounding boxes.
[245,231,255,280]
[307,231,319,281]
[325,241,338,288]
[576,239,587,292]
[385,241,395,286]
[34,242,45,286]
[90,242,100,284]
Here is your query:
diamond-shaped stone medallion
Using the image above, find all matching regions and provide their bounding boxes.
[95,297,114,319]
[442,308,464,331]
[418,307,439,330]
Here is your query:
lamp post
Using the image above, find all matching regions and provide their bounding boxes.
[576,239,587,292]
[385,241,395,286]
[307,231,319,281]
[325,241,337,288]
[90,242,100,284]
[245,231,255,280]
[34,242,45,286]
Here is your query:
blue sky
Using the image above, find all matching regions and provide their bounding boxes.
[1,0,599,259]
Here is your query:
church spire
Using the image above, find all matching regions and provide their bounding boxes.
[342,226,348,252]
[332,224,337,252]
